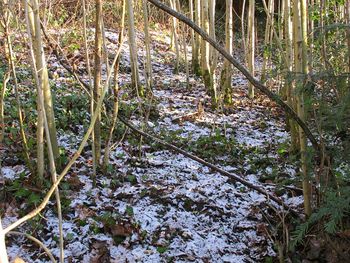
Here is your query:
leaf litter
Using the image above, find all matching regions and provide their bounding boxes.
[3,28,304,262]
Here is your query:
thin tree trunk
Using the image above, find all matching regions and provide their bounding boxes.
[103,0,126,171]
[193,0,201,75]
[241,0,246,56]
[189,0,195,73]
[261,0,273,82]
[209,0,216,64]
[247,0,255,99]
[177,0,190,87]
[201,0,217,108]
[284,0,299,153]
[93,0,103,173]
[0,73,9,143]
[209,0,218,102]
[293,0,312,217]
[25,0,64,259]
[142,0,153,89]
[126,0,141,95]
[346,0,350,71]
[31,0,60,168]
[82,0,97,179]
[222,0,233,105]
[24,0,44,184]
[169,0,180,73]
[5,17,33,173]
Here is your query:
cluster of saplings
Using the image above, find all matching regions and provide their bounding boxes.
[0,0,349,262]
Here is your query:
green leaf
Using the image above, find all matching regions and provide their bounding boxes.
[126,206,134,216]
[66,233,74,241]
[14,188,30,198]
[28,193,41,205]
[157,246,168,254]
[126,175,137,184]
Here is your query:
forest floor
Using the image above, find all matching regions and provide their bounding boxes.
[1,28,305,262]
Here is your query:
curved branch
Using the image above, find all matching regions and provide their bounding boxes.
[146,0,321,154]
[8,231,57,263]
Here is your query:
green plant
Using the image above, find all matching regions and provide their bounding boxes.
[291,185,350,249]
[125,206,134,216]
[157,246,168,254]
[7,173,44,208]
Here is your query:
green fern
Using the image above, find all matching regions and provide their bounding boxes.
[291,186,350,249]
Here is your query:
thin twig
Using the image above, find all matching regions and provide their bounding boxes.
[8,231,57,263]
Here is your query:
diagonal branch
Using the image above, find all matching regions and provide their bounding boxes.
[146,0,321,154]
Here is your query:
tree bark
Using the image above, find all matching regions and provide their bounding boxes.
[126,0,141,95]
[247,0,255,99]
[31,0,60,168]
[222,0,233,104]
[293,0,312,217]
[193,0,201,75]
[93,0,103,168]
[142,0,152,89]
[24,0,45,184]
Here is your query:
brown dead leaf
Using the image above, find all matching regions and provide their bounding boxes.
[66,175,83,188]
[110,223,133,237]
[75,205,95,220]
[256,223,268,236]
[337,229,350,238]
[90,241,109,263]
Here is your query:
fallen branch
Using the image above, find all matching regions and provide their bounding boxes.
[118,116,302,219]
[146,0,321,155]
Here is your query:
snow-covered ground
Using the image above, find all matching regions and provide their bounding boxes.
[2,28,304,262]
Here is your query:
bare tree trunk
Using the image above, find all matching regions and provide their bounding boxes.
[176,0,190,86]
[30,0,60,168]
[24,0,44,183]
[126,0,141,95]
[189,0,196,73]
[169,0,180,73]
[142,0,153,89]
[261,0,274,82]
[93,0,103,171]
[346,0,350,71]
[241,0,246,56]
[209,0,217,64]
[247,0,255,99]
[222,0,233,105]
[25,0,64,259]
[4,10,33,173]
[193,0,201,75]
[201,0,217,108]
[293,0,312,217]
[284,0,299,153]
[209,0,218,105]
[103,0,126,171]
[0,70,9,144]
[82,0,97,178]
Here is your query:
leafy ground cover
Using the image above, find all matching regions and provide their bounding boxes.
[1,28,304,262]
